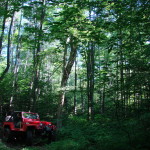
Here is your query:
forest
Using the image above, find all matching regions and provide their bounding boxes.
[0,0,150,150]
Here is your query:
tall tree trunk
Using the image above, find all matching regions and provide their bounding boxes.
[114,43,119,118]
[0,0,8,55]
[80,77,84,113]
[10,12,22,107]
[86,42,95,120]
[74,56,77,115]
[32,0,45,112]
[0,11,15,81]
[101,84,105,114]
[57,36,77,128]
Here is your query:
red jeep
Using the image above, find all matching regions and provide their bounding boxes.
[2,111,56,145]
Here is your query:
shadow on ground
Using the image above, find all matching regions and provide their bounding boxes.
[0,136,47,150]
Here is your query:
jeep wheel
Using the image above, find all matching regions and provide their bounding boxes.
[2,128,12,142]
[47,131,52,143]
[48,131,56,143]
[26,130,33,145]
[51,131,56,141]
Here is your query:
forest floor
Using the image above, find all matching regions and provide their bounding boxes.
[0,124,53,150]
[0,134,47,150]
[0,139,24,150]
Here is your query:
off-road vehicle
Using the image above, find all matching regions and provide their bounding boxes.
[2,111,56,145]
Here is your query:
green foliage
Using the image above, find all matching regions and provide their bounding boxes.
[0,142,15,150]
[45,114,150,150]
[0,0,150,149]
[0,60,6,75]
[45,140,81,150]
[0,113,150,150]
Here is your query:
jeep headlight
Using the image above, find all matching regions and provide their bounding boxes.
[48,123,52,126]
[40,123,43,126]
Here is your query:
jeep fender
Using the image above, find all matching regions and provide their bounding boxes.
[3,125,11,130]
[26,126,36,131]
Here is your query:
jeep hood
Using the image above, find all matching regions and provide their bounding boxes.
[24,119,52,125]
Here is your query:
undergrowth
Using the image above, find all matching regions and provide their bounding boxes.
[0,113,150,150]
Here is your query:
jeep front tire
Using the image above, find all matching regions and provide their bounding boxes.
[26,130,33,145]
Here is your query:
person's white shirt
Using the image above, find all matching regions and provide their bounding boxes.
[5,115,11,121]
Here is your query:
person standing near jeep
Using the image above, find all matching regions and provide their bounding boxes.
[14,113,22,128]
[5,112,13,122]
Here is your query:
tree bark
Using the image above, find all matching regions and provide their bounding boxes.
[86,42,95,120]
[10,12,22,107]
[57,36,77,128]
[0,11,15,81]
[80,78,84,113]
[32,0,45,112]
[0,0,8,55]
[74,56,77,115]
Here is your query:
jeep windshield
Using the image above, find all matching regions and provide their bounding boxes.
[23,113,39,119]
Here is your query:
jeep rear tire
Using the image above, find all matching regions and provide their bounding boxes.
[2,128,12,142]
[26,130,33,145]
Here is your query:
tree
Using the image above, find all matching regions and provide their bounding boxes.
[0,9,15,81]
[0,0,8,55]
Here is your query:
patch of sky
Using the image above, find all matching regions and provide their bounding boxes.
[145,41,150,45]
[1,47,7,58]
